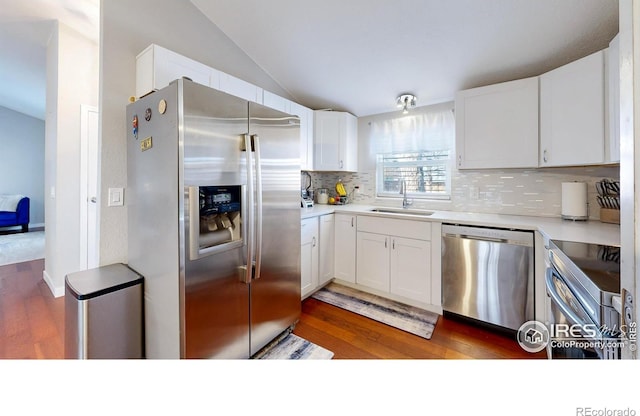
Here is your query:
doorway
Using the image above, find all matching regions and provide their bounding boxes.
[80,104,99,269]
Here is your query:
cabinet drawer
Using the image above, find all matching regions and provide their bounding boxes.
[301,217,318,241]
[357,216,431,241]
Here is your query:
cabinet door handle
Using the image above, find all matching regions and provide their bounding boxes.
[312,236,316,247]
[392,239,395,250]
[543,149,548,163]
[458,155,462,166]
[351,217,354,227]
[385,238,387,248]
[339,160,344,169]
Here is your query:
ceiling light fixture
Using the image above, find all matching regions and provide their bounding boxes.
[396,94,417,114]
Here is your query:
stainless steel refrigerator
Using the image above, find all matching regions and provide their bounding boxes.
[126,78,301,359]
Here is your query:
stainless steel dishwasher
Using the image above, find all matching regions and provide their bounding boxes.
[441,224,534,331]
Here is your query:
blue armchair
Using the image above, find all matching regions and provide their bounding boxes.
[0,196,30,232]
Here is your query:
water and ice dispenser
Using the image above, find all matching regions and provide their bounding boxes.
[189,185,243,259]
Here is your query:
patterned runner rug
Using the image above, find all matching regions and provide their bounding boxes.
[311,282,439,339]
[254,333,334,360]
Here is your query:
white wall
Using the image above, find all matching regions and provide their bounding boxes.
[99,0,294,265]
[0,105,45,225]
[43,22,99,296]
[44,26,58,289]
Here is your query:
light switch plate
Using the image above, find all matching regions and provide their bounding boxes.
[108,187,124,207]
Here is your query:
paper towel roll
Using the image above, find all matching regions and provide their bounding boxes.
[561,182,588,220]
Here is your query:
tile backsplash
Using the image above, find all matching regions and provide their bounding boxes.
[303,165,619,219]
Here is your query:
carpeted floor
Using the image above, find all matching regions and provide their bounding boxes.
[311,282,439,339]
[0,231,45,266]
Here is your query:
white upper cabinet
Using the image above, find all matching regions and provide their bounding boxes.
[313,111,358,172]
[136,44,317,170]
[258,91,315,170]
[455,77,539,169]
[539,50,605,166]
[290,102,314,171]
[262,92,311,170]
[136,44,216,98]
[218,72,263,104]
[136,44,263,104]
[262,90,291,114]
[607,34,620,163]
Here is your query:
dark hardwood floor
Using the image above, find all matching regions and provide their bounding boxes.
[0,259,544,359]
[294,297,545,359]
[0,259,65,359]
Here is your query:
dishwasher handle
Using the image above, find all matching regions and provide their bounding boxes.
[442,224,534,247]
[444,233,508,244]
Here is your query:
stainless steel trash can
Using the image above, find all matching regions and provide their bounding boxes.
[65,263,144,359]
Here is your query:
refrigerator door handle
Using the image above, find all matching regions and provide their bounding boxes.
[243,133,254,284]
[252,134,263,280]
[187,186,200,260]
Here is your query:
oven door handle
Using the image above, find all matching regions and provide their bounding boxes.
[546,267,594,329]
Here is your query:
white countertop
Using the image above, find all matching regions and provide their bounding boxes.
[301,203,620,246]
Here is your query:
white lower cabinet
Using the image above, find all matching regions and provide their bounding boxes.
[318,214,335,286]
[389,237,431,302]
[301,214,334,299]
[355,216,432,305]
[301,217,319,299]
[304,212,439,310]
[356,232,431,303]
[334,214,357,283]
[356,232,390,291]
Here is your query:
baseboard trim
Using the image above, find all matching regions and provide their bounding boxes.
[0,223,44,233]
[43,269,64,298]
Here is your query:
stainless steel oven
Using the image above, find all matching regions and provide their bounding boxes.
[546,240,621,359]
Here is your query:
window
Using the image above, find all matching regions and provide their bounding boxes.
[376,150,450,199]
[368,103,454,200]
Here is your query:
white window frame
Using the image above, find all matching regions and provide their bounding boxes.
[376,150,452,200]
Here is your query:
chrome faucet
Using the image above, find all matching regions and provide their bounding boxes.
[400,179,412,208]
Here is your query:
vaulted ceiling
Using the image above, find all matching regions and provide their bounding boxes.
[0,0,619,120]
[191,0,619,117]
[0,0,98,120]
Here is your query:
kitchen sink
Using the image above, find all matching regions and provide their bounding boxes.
[368,208,434,216]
